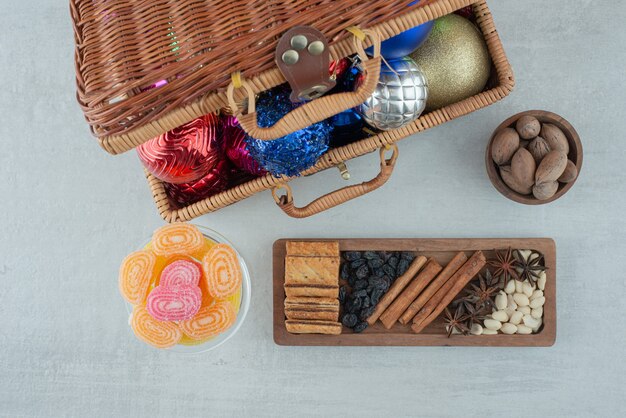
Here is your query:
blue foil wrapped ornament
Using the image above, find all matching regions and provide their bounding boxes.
[244,86,332,177]
[329,109,368,148]
[366,1,434,59]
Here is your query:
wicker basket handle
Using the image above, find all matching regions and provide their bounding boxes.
[272,145,398,218]
[227,29,381,141]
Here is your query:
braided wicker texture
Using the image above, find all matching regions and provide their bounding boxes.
[144,0,514,222]
[72,0,441,153]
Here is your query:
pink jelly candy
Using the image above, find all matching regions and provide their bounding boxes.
[159,259,201,288]
[146,285,202,322]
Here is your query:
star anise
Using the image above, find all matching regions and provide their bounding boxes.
[443,305,470,338]
[462,302,487,328]
[514,249,546,284]
[466,271,501,310]
[488,247,520,284]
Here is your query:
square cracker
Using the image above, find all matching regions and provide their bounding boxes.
[286,241,339,257]
[284,256,339,286]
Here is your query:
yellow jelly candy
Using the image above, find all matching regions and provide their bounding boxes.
[130,306,182,349]
[203,244,242,299]
[119,250,156,305]
[152,223,204,257]
[179,301,236,341]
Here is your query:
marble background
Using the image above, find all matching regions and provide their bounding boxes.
[1,1,624,416]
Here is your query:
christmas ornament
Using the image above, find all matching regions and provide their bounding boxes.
[409,14,491,111]
[329,58,350,80]
[137,114,222,184]
[245,86,332,177]
[221,115,266,176]
[329,109,367,148]
[164,159,232,207]
[366,1,434,59]
[357,57,428,131]
[455,6,475,20]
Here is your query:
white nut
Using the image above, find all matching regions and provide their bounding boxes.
[504,280,516,294]
[495,292,508,310]
[501,323,517,335]
[509,311,523,325]
[482,329,498,335]
[470,323,483,335]
[532,318,543,333]
[531,307,543,319]
[516,324,532,334]
[513,293,530,307]
[531,289,544,300]
[538,271,546,290]
[507,295,518,310]
[523,315,540,328]
[529,296,546,309]
[518,306,531,315]
[522,281,534,297]
[517,250,531,260]
[515,280,523,293]
[492,310,509,322]
[484,319,502,331]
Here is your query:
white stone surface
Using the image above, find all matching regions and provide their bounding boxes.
[1,1,625,417]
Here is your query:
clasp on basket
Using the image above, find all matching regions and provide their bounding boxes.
[337,162,350,180]
[275,26,336,103]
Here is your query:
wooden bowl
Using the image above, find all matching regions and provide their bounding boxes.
[486,110,583,205]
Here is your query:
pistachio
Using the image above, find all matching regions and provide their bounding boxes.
[528,136,551,163]
[499,165,532,195]
[533,181,559,201]
[535,150,568,184]
[516,115,541,140]
[541,123,569,154]
[511,147,536,189]
[491,128,520,165]
[558,160,578,183]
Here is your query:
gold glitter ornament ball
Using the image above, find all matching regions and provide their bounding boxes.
[409,14,491,111]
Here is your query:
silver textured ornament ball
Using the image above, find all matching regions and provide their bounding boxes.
[358,57,428,131]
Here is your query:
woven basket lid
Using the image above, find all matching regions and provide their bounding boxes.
[71,0,440,154]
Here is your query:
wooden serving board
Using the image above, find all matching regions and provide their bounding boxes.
[273,238,556,347]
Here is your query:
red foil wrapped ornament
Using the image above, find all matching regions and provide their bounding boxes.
[137,114,222,184]
[164,159,232,207]
[221,115,266,176]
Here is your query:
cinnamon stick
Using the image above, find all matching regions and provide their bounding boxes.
[411,251,486,334]
[366,255,427,325]
[379,258,443,329]
[398,252,468,325]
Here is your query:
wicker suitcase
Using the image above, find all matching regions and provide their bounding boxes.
[72,0,514,221]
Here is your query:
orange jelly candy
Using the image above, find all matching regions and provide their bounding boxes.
[202,244,242,299]
[130,306,182,349]
[119,250,157,305]
[179,301,236,340]
[151,223,204,257]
